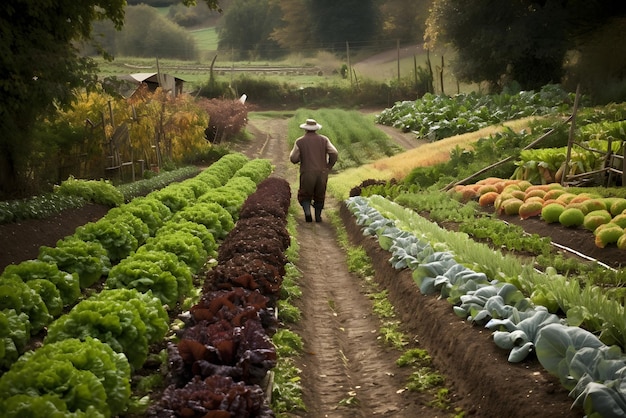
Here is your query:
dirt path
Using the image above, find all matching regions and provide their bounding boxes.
[244,115,583,418]
[245,117,446,416]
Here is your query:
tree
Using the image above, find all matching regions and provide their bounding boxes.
[269,0,314,52]
[0,0,221,199]
[118,5,199,60]
[425,0,626,92]
[271,0,381,53]
[378,0,432,44]
[309,0,380,51]
[217,0,284,60]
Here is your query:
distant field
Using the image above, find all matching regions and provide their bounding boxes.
[189,27,219,54]
[96,17,475,94]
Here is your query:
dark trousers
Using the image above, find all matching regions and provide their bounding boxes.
[297,170,328,209]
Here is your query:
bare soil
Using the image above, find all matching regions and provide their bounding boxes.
[4,114,622,417]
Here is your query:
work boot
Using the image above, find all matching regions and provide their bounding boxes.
[315,207,322,223]
[302,201,313,222]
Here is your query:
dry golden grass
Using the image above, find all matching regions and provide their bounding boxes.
[328,117,537,200]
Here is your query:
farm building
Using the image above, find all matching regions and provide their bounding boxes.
[116,72,185,98]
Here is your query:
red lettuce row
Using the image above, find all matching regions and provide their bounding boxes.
[149,176,291,417]
[148,375,274,418]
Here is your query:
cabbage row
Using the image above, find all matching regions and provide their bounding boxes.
[376,84,572,140]
[346,195,626,418]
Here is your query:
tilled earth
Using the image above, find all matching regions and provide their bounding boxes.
[3,114,623,417]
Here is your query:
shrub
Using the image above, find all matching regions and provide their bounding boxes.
[196,98,248,144]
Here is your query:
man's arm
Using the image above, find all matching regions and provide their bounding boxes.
[326,140,338,169]
[289,143,301,164]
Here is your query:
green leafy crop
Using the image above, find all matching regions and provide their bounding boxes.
[39,237,111,289]
[54,176,124,207]
[45,299,149,370]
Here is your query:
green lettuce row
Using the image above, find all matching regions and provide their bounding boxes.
[45,288,168,371]
[39,237,111,288]
[0,309,30,370]
[232,158,274,184]
[0,337,131,417]
[171,202,234,240]
[105,250,193,307]
[346,195,626,417]
[195,152,249,185]
[54,176,124,207]
[2,259,81,307]
[0,153,268,373]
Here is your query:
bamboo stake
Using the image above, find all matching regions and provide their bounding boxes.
[561,84,581,185]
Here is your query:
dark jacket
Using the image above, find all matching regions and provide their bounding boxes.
[289,131,338,172]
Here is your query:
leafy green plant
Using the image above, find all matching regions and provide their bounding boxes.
[0,309,31,370]
[1,337,131,416]
[45,298,151,370]
[376,85,571,140]
[428,388,451,409]
[106,250,192,307]
[117,166,200,200]
[396,348,431,368]
[118,197,173,236]
[271,358,306,415]
[379,320,408,349]
[0,193,85,224]
[277,299,301,323]
[74,217,140,263]
[38,237,111,288]
[272,329,303,358]
[2,259,81,306]
[171,201,234,240]
[406,367,445,391]
[369,290,396,318]
[54,176,124,206]
[141,231,208,273]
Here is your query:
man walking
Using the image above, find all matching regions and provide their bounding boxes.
[289,118,339,223]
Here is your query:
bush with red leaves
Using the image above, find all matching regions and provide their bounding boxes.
[196,98,248,144]
[189,287,277,333]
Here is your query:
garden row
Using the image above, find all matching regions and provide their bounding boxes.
[375,84,574,140]
[346,194,626,418]
[0,153,281,416]
[147,176,292,417]
[453,177,626,249]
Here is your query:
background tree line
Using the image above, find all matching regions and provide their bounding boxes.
[2,0,626,199]
[90,0,625,103]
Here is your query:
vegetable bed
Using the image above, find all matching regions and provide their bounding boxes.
[0,153,293,417]
[342,194,626,417]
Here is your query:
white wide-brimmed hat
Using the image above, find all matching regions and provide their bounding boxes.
[300,118,322,131]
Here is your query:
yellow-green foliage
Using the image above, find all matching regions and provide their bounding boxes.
[611,213,626,228]
[581,199,607,214]
[595,225,624,248]
[609,198,626,216]
[558,207,585,227]
[541,203,565,223]
[583,209,612,231]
